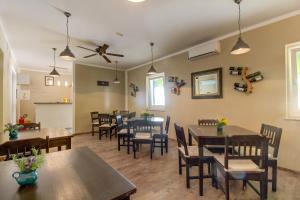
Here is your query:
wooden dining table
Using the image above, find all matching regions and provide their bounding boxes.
[187,125,257,196]
[0,128,73,155]
[0,147,137,200]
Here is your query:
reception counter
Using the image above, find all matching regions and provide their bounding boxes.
[34,102,72,129]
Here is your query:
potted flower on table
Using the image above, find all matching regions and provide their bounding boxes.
[217,118,228,133]
[4,123,24,140]
[12,148,44,186]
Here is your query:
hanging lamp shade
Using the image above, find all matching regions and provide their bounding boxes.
[113,61,120,84]
[60,45,75,60]
[230,0,251,55]
[50,68,60,77]
[231,37,251,55]
[60,12,76,61]
[50,48,60,77]
[147,42,157,75]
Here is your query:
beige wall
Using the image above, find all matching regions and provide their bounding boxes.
[127,14,300,171]
[74,64,125,133]
[0,50,3,129]
[20,70,72,122]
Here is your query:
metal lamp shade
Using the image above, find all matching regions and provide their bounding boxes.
[113,77,120,84]
[49,68,60,77]
[147,65,157,75]
[231,37,251,55]
[60,45,75,61]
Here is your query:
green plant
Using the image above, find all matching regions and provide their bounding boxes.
[4,123,23,133]
[13,148,44,173]
[217,118,228,127]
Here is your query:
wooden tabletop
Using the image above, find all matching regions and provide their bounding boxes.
[188,125,257,139]
[0,128,73,145]
[0,147,137,200]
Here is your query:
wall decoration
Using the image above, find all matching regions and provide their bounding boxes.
[45,76,54,86]
[97,81,109,86]
[129,83,139,97]
[191,68,223,99]
[168,76,186,95]
[19,90,30,100]
[229,66,264,94]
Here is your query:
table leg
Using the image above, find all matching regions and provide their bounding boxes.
[198,143,204,196]
[66,138,72,149]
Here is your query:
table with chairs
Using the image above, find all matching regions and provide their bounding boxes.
[171,119,283,200]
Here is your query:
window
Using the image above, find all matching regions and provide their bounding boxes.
[286,42,300,119]
[146,73,165,110]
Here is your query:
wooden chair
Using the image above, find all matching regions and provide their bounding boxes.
[90,112,99,136]
[153,115,170,155]
[132,119,154,159]
[116,115,134,153]
[128,112,136,119]
[174,123,215,190]
[213,135,268,200]
[3,137,49,160]
[260,124,282,192]
[120,110,130,117]
[98,114,117,140]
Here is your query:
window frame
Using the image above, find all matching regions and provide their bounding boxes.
[146,72,166,111]
[285,41,300,120]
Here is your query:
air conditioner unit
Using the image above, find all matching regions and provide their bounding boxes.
[188,41,221,61]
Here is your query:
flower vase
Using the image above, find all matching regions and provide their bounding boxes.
[9,130,19,140]
[217,125,224,133]
[12,170,38,186]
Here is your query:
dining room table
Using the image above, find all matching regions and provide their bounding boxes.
[0,147,136,200]
[0,128,73,156]
[187,125,258,196]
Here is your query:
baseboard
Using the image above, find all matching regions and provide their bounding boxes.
[73,131,92,136]
[278,166,300,175]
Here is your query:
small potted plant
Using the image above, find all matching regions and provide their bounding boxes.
[4,123,24,140]
[141,112,152,120]
[217,118,228,132]
[12,148,44,186]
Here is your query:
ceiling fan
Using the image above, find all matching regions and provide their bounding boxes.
[77,44,124,63]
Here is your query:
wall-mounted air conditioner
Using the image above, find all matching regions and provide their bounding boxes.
[188,41,221,61]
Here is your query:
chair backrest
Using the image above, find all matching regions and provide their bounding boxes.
[174,123,189,156]
[120,110,129,116]
[224,135,268,170]
[3,136,49,160]
[115,115,123,130]
[165,115,171,133]
[99,113,111,124]
[198,119,218,126]
[91,112,99,123]
[128,112,136,119]
[260,124,282,158]
[133,119,152,134]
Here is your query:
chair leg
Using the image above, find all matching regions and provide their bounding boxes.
[92,126,94,136]
[150,143,153,159]
[225,174,230,200]
[99,130,102,140]
[207,163,211,176]
[165,138,168,153]
[243,180,247,190]
[133,142,136,159]
[160,138,163,156]
[178,154,182,175]
[118,135,121,151]
[186,161,190,188]
[272,162,277,192]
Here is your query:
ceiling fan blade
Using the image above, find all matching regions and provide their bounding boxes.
[84,53,97,58]
[102,55,111,63]
[77,46,97,52]
[100,44,109,53]
[106,53,124,57]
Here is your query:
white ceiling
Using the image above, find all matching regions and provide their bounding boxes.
[1,0,300,71]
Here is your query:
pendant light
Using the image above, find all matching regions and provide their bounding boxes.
[60,12,76,61]
[50,48,60,77]
[147,42,157,75]
[231,0,251,55]
[113,61,120,84]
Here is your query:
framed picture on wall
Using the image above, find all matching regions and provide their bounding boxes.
[45,76,54,86]
[191,68,223,99]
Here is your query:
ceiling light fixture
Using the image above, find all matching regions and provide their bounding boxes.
[50,48,60,77]
[231,0,251,55]
[60,12,76,60]
[113,61,121,84]
[128,0,145,2]
[147,42,157,75]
